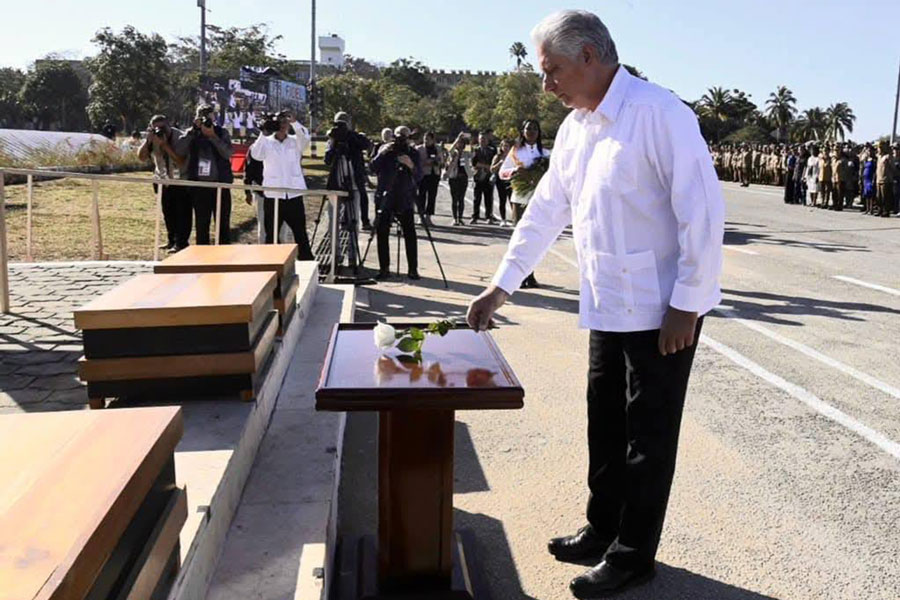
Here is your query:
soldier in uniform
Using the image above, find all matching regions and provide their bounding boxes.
[876,141,895,217]
[818,147,833,208]
[742,144,753,187]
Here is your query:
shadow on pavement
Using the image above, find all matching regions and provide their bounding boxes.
[716,288,900,326]
[612,563,782,600]
[724,228,869,254]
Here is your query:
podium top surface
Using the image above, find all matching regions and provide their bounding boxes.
[154,244,298,276]
[0,406,183,600]
[74,271,276,330]
[316,323,524,411]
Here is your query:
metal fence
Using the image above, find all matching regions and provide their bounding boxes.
[0,167,348,313]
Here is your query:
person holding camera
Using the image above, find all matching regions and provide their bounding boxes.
[416,131,445,226]
[248,110,315,259]
[443,132,472,226]
[471,132,498,224]
[325,111,373,230]
[139,114,190,253]
[371,125,422,280]
[175,104,234,245]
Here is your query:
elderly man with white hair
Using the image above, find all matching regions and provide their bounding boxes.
[467,9,724,598]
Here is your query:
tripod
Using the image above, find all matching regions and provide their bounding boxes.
[360,197,448,289]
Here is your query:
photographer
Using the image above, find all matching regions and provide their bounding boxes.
[325,111,373,230]
[371,125,422,280]
[243,114,277,241]
[416,131,444,226]
[139,114,189,252]
[248,110,315,259]
[471,132,497,224]
[175,104,234,245]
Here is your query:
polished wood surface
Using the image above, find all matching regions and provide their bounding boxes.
[378,409,455,591]
[120,487,186,600]
[0,407,183,600]
[78,311,278,381]
[273,275,299,314]
[74,272,276,330]
[316,323,525,411]
[154,245,298,295]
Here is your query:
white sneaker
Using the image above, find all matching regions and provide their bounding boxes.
[500,219,511,227]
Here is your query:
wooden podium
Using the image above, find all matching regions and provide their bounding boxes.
[316,323,524,599]
[0,407,186,600]
[75,272,279,407]
[154,244,300,335]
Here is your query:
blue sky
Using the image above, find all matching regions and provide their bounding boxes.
[3,0,898,141]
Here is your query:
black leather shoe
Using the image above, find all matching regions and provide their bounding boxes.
[569,561,655,598]
[407,271,421,280]
[548,525,610,562]
[375,270,392,281]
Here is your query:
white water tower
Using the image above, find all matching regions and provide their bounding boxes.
[319,34,345,67]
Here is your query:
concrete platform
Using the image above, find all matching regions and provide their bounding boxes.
[203,284,355,600]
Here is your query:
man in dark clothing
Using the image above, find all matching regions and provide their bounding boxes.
[325,111,373,230]
[371,125,422,280]
[138,114,190,252]
[175,104,234,245]
[471,133,497,224]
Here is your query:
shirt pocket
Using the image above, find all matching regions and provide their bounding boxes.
[587,250,662,313]
[589,137,638,194]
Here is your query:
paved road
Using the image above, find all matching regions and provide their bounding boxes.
[340,180,900,600]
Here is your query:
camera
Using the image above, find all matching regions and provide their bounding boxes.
[152,126,166,137]
[203,117,213,128]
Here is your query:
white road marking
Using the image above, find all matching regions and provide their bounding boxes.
[713,308,900,401]
[724,246,759,256]
[700,334,900,461]
[832,275,900,298]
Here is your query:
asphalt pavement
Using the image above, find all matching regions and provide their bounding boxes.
[338,179,900,600]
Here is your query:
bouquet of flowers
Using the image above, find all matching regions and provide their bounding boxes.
[510,154,550,197]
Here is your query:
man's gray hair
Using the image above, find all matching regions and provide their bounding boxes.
[531,10,618,65]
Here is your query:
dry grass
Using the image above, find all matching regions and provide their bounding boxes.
[0,139,146,170]
[3,156,330,262]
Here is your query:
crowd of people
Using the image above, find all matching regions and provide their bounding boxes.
[711,141,900,217]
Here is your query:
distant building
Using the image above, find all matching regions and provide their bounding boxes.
[430,69,499,93]
[319,35,345,68]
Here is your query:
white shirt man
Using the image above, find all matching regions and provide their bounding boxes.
[248,113,314,258]
[467,10,724,597]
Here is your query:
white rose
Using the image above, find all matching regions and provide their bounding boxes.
[373,322,397,350]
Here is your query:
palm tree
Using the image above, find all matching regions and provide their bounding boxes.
[509,42,527,70]
[824,102,856,141]
[699,86,732,142]
[765,85,798,141]
[795,107,827,141]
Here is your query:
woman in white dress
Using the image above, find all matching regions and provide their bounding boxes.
[498,119,551,288]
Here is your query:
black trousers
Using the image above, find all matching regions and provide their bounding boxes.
[376,208,417,274]
[473,178,493,219]
[495,179,511,220]
[586,318,703,570]
[154,183,192,248]
[783,173,794,204]
[192,187,232,245]
[449,176,468,220]
[264,196,314,260]
[418,174,440,216]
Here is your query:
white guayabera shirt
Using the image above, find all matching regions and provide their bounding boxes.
[492,66,724,333]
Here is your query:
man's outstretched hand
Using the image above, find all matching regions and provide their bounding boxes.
[658,306,699,356]
[466,285,510,332]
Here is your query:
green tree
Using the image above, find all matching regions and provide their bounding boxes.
[378,81,420,127]
[794,107,827,141]
[19,60,89,130]
[493,72,541,139]
[170,23,288,77]
[698,86,733,142]
[723,123,772,143]
[382,58,435,97]
[86,26,170,132]
[451,78,497,132]
[538,91,570,140]
[509,42,528,70]
[765,85,797,141]
[824,102,855,141]
[318,72,383,134]
[0,68,26,128]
